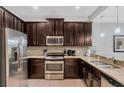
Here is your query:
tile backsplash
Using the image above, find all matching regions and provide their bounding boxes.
[27,46,91,56]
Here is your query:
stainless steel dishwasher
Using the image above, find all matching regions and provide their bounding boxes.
[101,73,124,87]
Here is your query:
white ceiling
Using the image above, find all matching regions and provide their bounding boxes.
[4,6,98,21]
[93,6,124,23]
[5,6,124,23]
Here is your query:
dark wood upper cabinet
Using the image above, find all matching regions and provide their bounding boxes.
[18,20,22,31]
[73,23,85,46]
[84,22,92,46]
[54,19,64,35]
[64,22,89,46]
[13,17,23,32]
[46,19,54,36]
[26,23,37,46]
[64,22,74,46]
[0,9,4,30]
[4,11,14,29]
[13,17,18,30]
[21,21,24,32]
[25,22,47,46]
[46,19,64,36]
[37,23,47,46]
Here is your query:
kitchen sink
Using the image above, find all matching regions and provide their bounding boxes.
[91,61,120,69]
[98,64,120,69]
[91,61,109,65]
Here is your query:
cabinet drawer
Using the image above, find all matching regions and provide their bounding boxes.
[64,58,79,62]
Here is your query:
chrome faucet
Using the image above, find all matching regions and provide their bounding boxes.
[112,56,116,64]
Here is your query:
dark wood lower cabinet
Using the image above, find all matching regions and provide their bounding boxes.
[28,58,45,79]
[92,67,101,87]
[27,57,101,86]
[79,60,101,87]
[79,61,86,79]
[64,58,80,78]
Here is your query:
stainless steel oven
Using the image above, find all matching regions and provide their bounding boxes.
[45,52,64,80]
[45,61,64,73]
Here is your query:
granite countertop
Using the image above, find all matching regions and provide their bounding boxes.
[65,56,124,85]
[26,56,45,58]
[27,55,124,85]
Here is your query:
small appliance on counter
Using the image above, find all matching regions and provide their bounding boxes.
[84,46,97,57]
[67,49,76,56]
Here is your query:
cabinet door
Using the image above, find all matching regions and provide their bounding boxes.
[37,23,47,46]
[79,61,86,79]
[21,21,24,32]
[5,12,14,29]
[18,20,22,31]
[13,17,22,32]
[26,23,37,46]
[64,59,79,78]
[0,9,4,30]
[92,77,101,87]
[64,23,74,46]
[84,63,92,87]
[74,23,85,46]
[54,19,64,36]
[13,17,18,30]
[28,59,45,79]
[46,20,55,36]
[84,23,92,46]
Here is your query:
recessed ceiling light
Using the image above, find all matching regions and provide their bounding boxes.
[32,6,39,10]
[100,32,105,37]
[75,6,80,10]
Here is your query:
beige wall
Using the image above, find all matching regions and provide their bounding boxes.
[27,46,90,56]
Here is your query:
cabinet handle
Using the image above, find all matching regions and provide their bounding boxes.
[37,40,38,45]
[83,68,85,72]
[34,41,35,45]
[34,60,41,62]
[81,62,84,64]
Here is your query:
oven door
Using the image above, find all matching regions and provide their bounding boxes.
[45,61,64,74]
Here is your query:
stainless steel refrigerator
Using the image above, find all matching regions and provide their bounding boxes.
[5,28,28,87]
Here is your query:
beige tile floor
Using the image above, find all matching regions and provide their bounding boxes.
[28,79,86,87]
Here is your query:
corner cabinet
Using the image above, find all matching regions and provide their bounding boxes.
[79,60,101,87]
[84,22,92,46]
[46,18,64,36]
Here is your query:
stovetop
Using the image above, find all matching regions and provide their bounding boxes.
[47,53,64,56]
[45,52,64,61]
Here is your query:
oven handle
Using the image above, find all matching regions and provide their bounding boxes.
[45,61,64,64]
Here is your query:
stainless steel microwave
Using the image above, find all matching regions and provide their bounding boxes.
[46,36,63,45]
